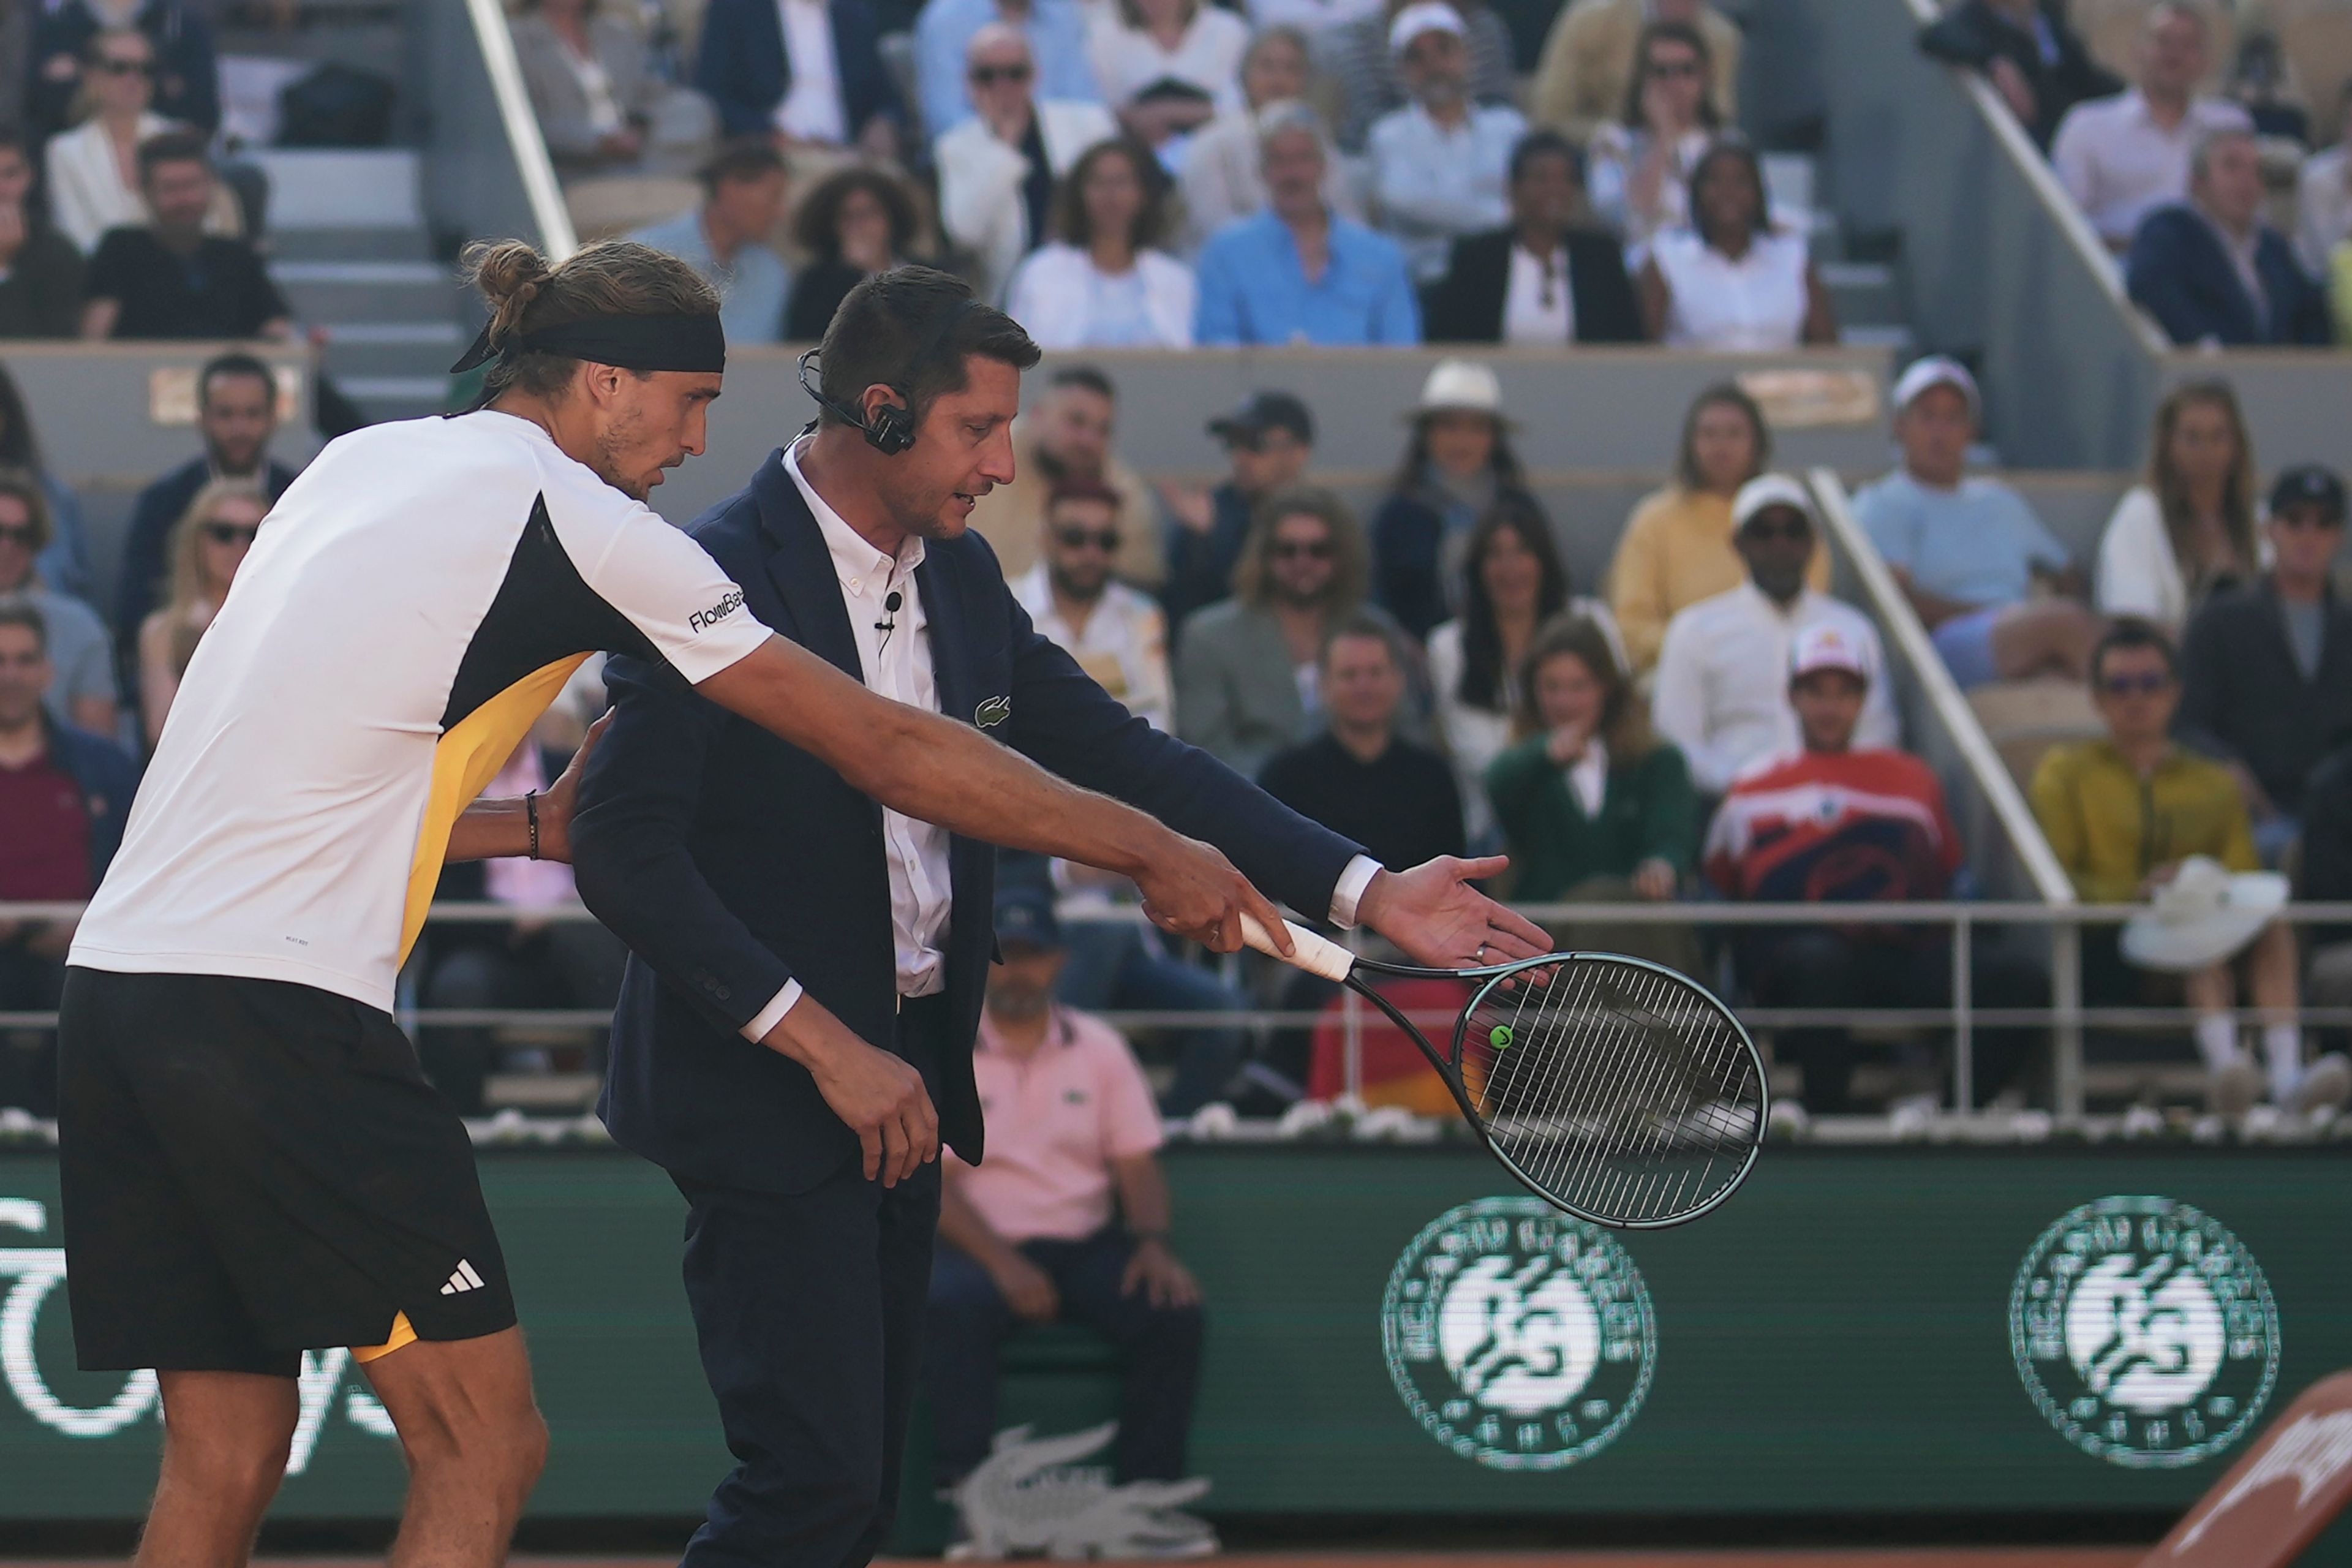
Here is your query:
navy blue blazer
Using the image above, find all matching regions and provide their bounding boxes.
[693,0,902,141]
[573,451,1366,1194]
[2125,205,2329,347]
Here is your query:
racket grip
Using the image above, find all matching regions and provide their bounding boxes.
[1238,913,1357,982]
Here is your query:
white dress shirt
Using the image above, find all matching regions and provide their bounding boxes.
[1008,563,1174,732]
[1652,227,1811,352]
[773,0,849,143]
[2049,91,2250,246]
[742,441,948,1041]
[1366,100,1528,281]
[1502,239,1575,345]
[1650,582,1901,795]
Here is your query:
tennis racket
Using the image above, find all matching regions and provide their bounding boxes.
[1241,916,1766,1229]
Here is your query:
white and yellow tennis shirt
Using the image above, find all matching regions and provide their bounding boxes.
[70,410,771,1012]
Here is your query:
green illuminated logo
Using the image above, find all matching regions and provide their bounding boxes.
[1381,1197,1654,1471]
[2009,1195,2280,1469]
[1488,1025,1514,1050]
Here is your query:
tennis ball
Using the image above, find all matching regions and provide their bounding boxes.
[1489,1024,1514,1050]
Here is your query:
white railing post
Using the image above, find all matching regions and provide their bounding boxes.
[2052,916,2084,1118]
[1951,911,1973,1110]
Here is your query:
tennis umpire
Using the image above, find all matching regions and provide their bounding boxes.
[56,241,1288,1568]
[569,266,1547,1567]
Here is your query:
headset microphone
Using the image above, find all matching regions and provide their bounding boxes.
[795,295,984,458]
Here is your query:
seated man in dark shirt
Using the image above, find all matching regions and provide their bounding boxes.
[0,132,83,339]
[2177,465,2352,861]
[1259,614,1465,872]
[80,130,291,342]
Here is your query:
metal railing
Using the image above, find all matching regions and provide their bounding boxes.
[10,899,2352,1123]
[413,0,576,262]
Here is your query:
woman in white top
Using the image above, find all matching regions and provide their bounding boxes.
[2097,379,2263,631]
[1006,136,1197,347]
[1177,28,1357,254]
[1638,140,1836,352]
[1584,19,1719,265]
[1427,498,1621,848]
[42,27,238,254]
[1088,0,1250,149]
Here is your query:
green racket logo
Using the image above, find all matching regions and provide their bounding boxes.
[1488,1025,1515,1050]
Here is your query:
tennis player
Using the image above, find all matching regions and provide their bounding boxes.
[56,239,1285,1568]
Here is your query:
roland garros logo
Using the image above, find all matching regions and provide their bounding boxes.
[0,1199,393,1469]
[1381,1197,1655,1471]
[2010,1195,2281,1469]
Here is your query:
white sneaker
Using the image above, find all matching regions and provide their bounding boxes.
[2291,1054,2352,1117]
[2207,1057,2262,1121]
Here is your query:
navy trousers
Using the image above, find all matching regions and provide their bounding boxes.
[924,1226,1205,1487]
[671,997,949,1568]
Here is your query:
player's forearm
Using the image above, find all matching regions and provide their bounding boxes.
[699,638,1172,879]
[447,796,532,863]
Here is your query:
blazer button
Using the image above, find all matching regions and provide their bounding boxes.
[716,986,732,1001]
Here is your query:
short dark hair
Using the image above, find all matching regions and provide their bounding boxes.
[1046,477,1122,514]
[2090,616,2179,687]
[1048,364,1115,401]
[0,599,47,652]
[1690,138,1770,249]
[198,352,276,410]
[1508,127,1581,186]
[793,166,920,262]
[697,137,786,195]
[816,266,1040,432]
[137,129,211,186]
[1321,611,1402,671]
[1054,137,1170,252]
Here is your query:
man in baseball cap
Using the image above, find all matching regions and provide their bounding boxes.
[1852,355,2103,689]
[1651,474,1900,794]
[1371,2,1526,281]
[1165,391,1319,632]
[2174,461,2352,859]
[1703,621,2044,1112]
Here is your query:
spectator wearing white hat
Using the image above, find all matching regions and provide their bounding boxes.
[1853,356,2103,689]
[1653,474,1899,796]
[1370,359,1532,641]
[1321,0,1519,156]
[1367,2,1527,283]
[1194,102,1421,345]
[1705,622,2046,1112]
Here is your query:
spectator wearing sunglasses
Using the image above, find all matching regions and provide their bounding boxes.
[916,0,1103,140]
[1011,481,1171,731]
[1651,475,1898,797]
[137,477,262,750]
[0,471,116,738]
[2176,466,2352,862]
[1160,390,1316,636]
[936,22,1117,306]
[29,0,218,143]
[42,28,236,255]
[1528,0,1740,147]
[80,130,289,341]
[1175,485,1412,778]
[2031,618,2329,1116]
[968,365,1159,588]
[1582,19,1719,263]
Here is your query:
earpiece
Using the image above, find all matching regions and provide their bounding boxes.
[796,296,985,458]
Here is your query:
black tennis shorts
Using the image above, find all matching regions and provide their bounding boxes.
[57,967,516,1376]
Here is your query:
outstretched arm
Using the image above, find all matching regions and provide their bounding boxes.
[694,633,1292,955]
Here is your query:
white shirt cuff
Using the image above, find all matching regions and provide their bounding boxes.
[1329,855,1382,929]
[737,980,805,1043]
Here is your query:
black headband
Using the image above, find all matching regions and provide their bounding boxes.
[448,312,727,376]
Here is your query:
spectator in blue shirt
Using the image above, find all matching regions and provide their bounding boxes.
[916,0,1100,139]
[1853,356,2103,688]
[1195,102,1420,346]
[630,139,794,345]
[2127,126,2329,347]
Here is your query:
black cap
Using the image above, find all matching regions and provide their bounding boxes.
[2269,464,2347,524]
[1207,390,1314,447]
[993,883,1062,951]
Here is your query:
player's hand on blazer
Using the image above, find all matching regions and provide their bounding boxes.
[1357,857,1551,971]
[1131,829,1295,957]
[764,998,939,1185]
[533,710,612,865]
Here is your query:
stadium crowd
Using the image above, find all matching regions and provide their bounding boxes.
[5,0,2352,1136]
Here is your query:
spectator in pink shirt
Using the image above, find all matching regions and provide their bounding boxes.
[925,883,1207,1499]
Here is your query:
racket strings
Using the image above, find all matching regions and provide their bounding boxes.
[1460,958,1763,1226]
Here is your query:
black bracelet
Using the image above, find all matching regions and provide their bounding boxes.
[525,790,541,860]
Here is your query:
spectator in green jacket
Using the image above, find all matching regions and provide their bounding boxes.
[1485,613,1697,976]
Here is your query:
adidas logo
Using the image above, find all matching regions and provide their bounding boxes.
[439,1259,487,1295]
